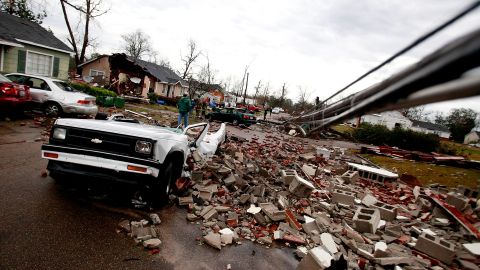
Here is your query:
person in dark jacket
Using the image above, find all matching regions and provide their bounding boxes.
[177,94,191,127]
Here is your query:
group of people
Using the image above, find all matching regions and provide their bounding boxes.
[176,94,212,127]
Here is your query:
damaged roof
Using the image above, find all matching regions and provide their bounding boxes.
[0,12,72,53]
[411,120,450,133]
[123,54,186,86]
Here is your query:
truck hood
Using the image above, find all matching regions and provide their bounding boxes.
[55,118,187,142]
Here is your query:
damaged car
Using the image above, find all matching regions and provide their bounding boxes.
[41,114,226,203]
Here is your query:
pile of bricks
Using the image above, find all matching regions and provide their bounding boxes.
[175,123,480,269]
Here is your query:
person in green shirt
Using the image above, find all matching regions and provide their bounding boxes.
[177,93,191,127]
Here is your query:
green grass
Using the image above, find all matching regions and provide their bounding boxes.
[440,141,480,160]
[361,154,480,188]
[331,124,354,135]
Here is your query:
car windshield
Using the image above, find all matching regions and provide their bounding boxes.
[0,74,12,83]
[53,81,77,92]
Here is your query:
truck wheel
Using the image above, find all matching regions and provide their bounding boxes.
[44,102,62,117]
[154,155,183,205]
[49,171,68,186]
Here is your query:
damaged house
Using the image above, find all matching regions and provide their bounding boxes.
[77,53,188,97]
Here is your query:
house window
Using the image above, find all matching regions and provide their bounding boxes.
[90,69,105,76]
[26,51,52,76]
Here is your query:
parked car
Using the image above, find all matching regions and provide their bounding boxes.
[236,104,261,112]
[0,74,32,113]
[41,116,226,204]
[207,107,257,126]
[272,107,282,114]
[6,73,98,117]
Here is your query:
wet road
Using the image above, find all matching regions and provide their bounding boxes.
[0,120,298,270]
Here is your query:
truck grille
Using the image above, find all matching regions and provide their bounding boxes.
[52,126,155,159]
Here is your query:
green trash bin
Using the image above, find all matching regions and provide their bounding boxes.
[104,96,115,107]
[114,97,125,108]
[96,96,106,106]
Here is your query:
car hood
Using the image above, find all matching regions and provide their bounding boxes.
[55,118,187,142]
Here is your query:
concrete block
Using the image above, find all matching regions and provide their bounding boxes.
[341,170,359,184]
[223,174,236,187]
[143,238,162,249]
[178,196,194,206]
[204,232,222,250]
[259,202,285,221]
[372,201,397,221]
[281,169,298,185]
[446,192,469,211]
[414,233,456,265]
[331,189,355,206]
[316,147,331,160]
[289,175,315,197]
[296,246,333,270]
[302,164,318,178]
[353,207,381,234]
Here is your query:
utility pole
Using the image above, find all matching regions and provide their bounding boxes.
[242,72,249,105]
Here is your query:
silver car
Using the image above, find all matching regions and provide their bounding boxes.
[6,73,98,116]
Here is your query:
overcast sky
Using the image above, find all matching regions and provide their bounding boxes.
[42,0,480,114]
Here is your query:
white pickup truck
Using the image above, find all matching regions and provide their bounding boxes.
[41,116,226,203]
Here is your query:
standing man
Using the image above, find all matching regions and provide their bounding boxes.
[177,93,191,128]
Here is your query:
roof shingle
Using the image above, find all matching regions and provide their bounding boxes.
[0,12,72,52]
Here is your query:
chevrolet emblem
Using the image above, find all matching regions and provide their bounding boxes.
[91,138,103,144]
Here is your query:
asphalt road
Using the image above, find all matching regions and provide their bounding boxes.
[0,119,298,270]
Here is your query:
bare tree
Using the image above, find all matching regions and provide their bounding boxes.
[121,30,153,61]
[279,83,287,106]
[253,80,262,102]
[261,82,270,105]
[400,106,429,121]
[296,86,311,111]
[198,54,216,85]
[60,0,109,68]
[180,39,201,80]
[236,65,249,97]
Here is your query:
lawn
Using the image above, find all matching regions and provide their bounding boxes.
[440,141,480,160]
[361,154,480,188]
[331,124,354,135]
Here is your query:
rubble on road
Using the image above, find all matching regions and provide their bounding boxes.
[177,123,480,269]
[117,214,163,253]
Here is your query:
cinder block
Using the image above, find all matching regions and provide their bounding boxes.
[302,164,318,178]
[289,175,315,197]
[414,233,456,265]
[259,202,285,221]
[353,207,381,234]
[341,170,359,184]
[331,189,355,205]
[458,185,480,198]
[372,201,397,221]
[281,169,297,185]
[446,192,469,211]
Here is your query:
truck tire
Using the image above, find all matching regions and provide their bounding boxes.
[153,155,183,205]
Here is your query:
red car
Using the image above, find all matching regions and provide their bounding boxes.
[236,104,260,112]
[0,74,31,112]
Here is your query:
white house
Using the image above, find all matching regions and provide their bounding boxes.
[360,111,413,130]
[464,131,480,144]
[410,120,451,139]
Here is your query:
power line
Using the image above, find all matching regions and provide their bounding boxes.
[321,0,480,105]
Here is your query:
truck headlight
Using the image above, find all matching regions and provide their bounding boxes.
[52,128,66,140]
[135,140,152,154]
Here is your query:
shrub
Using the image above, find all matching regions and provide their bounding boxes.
[70,82,116,98]
[352,123,440,152]
[148,92,159,104]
